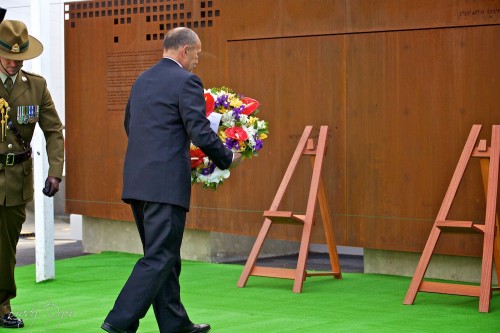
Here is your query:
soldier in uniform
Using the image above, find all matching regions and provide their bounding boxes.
[0,20,64,328]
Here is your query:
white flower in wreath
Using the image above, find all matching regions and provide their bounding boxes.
[221,111,236,127]
[197,167,230,184]
[243,125,257,147]
[257,120,267,130]
[239,114,249,125]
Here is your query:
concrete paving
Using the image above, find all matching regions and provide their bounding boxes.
[227,253,364,273]
[16,209,85,267]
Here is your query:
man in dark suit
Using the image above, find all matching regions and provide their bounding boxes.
[0,20,64,329]
[101,27,241,333]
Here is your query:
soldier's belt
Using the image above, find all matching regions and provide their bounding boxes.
[0,148,32,166]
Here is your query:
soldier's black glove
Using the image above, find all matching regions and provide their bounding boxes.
[42,176,61,197]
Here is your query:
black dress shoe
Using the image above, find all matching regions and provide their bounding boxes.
[101,322,130,333]
[175,323,211,333]
[0,313,24,328]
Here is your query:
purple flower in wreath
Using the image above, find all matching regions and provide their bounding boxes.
[254,136,263,151]
[201,162,216,176]
[215,94,230,109]
[225,138,240,151]
[232,105,245,121]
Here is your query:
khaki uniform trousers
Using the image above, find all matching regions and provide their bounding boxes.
[0,204,26,316]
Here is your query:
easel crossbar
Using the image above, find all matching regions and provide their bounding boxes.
[250,266,296,280]
[419,281,480,297]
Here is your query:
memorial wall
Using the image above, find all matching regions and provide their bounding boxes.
[64,0,500,256]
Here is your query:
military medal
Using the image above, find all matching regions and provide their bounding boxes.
[17,105,39,124]
[17,106,24,124]
[28,106,35,123]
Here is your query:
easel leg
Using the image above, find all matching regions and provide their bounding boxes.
[479,232,494,312]
[403,227,441,304]
[479,158,500,287]
[494,228,500,285]
[293,220,313,293]
[478,126,500,312]
[317,174,342,278]
[237,219,273,288]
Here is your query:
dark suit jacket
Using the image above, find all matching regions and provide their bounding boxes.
[122,58,232,210]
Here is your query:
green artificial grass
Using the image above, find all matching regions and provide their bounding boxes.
[10,252,500,332]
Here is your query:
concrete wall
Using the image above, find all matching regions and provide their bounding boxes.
[365,248,498,284]
[82,216,300,263]
[81,216,498,285]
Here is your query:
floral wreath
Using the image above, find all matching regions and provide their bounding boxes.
[190,86,268,190]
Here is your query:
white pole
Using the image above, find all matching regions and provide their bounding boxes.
[31,0,55,282]
[33,128,54,282]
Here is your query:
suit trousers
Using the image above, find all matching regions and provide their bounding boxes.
[105,200,192,333]
[0,204,27,316]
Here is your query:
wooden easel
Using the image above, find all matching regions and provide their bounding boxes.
[403,124,500,312]
[237,126,342,293]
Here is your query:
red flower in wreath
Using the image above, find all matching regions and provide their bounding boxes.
[241,97,259,115]
[225,126,248,141]
[190,148,206,169]
[204,93,215,116]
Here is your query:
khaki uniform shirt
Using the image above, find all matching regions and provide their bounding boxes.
[0,69,64,206]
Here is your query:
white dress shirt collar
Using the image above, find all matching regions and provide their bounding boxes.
[163,57,183,68]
